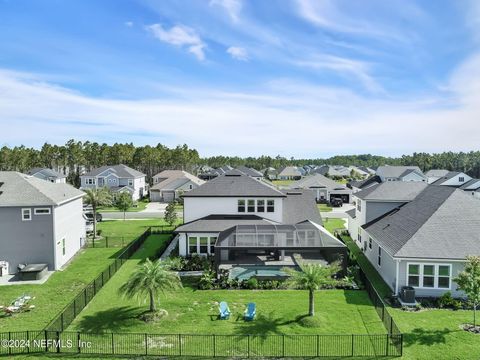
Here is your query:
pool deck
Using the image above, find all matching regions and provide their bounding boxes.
[219,252,329,271]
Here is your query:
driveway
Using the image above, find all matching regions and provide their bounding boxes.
[100,202,181,220]
[141,202,168,213]
[321,203,355,219]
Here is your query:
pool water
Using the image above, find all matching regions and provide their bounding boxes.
[229,265,296,280]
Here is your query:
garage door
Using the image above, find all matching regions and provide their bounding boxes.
[163,191,175,203]
[150,190,162,202]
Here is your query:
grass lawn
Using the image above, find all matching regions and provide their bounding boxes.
[317,203,333,212]
[97,199,149,213]
[322,218,346,234]
[271,179,295,187]
[0,247,118,332]
[68,233,385,337]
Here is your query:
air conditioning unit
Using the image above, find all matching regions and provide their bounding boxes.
[400,286,416,304]
[0,261,8,277]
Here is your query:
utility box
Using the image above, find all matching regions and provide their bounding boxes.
[0,261,8,276]
[400,286,416,304]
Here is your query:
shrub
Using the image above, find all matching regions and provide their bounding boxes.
[299,316,322,328]
[96,229,102,236]
[198,270,216,290]
[438,292,462,310]
[246,277,258,289]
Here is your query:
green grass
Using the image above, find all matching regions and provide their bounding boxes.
[0,248,118,332]
[317,203,333,212]
[322,218,347,234]
[271,179,295,187]
[97,199,149,213]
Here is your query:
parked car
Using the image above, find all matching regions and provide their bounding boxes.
[84,212,102,222]
[330,198,343,207]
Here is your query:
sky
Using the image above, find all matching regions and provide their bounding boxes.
[0,0,479,158]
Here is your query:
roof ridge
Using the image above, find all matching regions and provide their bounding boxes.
[21,174,56,205]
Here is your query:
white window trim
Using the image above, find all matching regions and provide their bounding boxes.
[188,236,216,255]
[34,208,51,215]
[22,208,32,221]
[406,262,452,290]
[85,177,96,185]
[377,247,382,267]
[128,179,134,186]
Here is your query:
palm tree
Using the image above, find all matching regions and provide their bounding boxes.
[283,262,340,316]
[83,188,112,241]
[118,259,182,312]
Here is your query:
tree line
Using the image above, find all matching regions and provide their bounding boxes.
[2,140,480,184]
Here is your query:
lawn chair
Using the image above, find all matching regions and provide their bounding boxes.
[218,301,231,320]
[244,302,256,321]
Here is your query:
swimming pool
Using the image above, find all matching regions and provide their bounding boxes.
[229,265,296,281]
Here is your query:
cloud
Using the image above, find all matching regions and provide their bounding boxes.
[0,61,480,157]
[294,55,382,93]
[124,21,134,27]
[146,24,206,60]
[210,0,242,23]
[226,46,248,61]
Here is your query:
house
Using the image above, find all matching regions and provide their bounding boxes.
[150,170,205,202]
[174,172,346,271]
[376,166,427,182]
[459,179,480,199]
[347,182,480,298]
[0,172,86,275]
[260,167,278,180]
[348,175,381,193]
[431,171,480,199]
[288,174,352,203]
[80,164,146,201]
[27,168,66,183]
[425,169,449,184]
[235,166,264,180]
[277,166,303,180]
[198,166,233,181]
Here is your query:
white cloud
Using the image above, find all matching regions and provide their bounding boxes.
[294,55,382,93]
[226,46,248,61]
[1,61,480,157]
[146,24,206,60]
[125,21,134,27]
[210,0,242,23]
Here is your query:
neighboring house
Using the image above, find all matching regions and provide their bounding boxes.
[431,171,480,199]
[235,166,264,180]
[459,179,480,199]
[277,166,303,180]
[27,168,66,183]
[260,167,278,180]
[357,166,376,175]
[80,164,146,200]
[376,166,427,182]
[198,166,233,181]
[425,169,449,184]
[150,170,205,202]
[0,172,86,274]
[174,172,346,270]
[288,174,352,203]
[348,175,381,193]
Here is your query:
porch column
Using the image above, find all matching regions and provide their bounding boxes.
[280,250,285,261]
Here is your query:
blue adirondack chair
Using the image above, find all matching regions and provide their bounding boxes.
[244,302,256,321]
[219,301,231,320]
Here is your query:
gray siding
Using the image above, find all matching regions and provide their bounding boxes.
[0,206,55,273]
[364,236,397,292]
[365,201,405,223]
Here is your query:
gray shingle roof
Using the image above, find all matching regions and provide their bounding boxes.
[376,166,423,179]
[277,166,302,177]
[430,171,464,185]
[354,181,428,201]
[82,164,145,178]
[281,189,323,225]
[348,175,381,190]
[460,179,480,190]
[288,174,347,191]
[183,173,285,197]
[175,215,275,232]
[364,186,480,259]
[235,166,263,177]
[0,171,84,206]
[425,169,449,178]
[150,170,204,191]
[27,168,66,180]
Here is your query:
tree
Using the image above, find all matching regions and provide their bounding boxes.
[118,259,182,313]
[164,201,178,227]
[83,188,112,240]
[455,256,480,328]
[115,192,134,220]
[283,262,340,316]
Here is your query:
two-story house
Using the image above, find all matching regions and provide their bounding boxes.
[288,174,352,203]
[174,170,346,271]
[0,172,86,275]
[376,166,427,183]
[27,168,66,183]
[80,164,146,201]
[347,182,480,300]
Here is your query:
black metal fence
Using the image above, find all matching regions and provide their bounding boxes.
[87,225,175,248]
[44,228,153,332]
[0,331,402,357]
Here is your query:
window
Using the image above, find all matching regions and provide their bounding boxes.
[377,247,382,266]
[189,184,193,190]
[357,227,362,242]
[368,237,372,249]
[407,263,451,289]
[34,208,51,215]
[267,200,275,212]
[247,200,255,212]
[128,179,133,186]
[199,237,209,254]
[438,265,450,288]
[459,177,465,182]
[108,178,116,184]
[357,200,362,212]
[257,199,265,212]
[188,237,198,254]
[86,178,96,185]
[408,264,420,287]
[209,237,217,254]
[238,200,245,212]
[62,238,66,256]
[22,208,32,221]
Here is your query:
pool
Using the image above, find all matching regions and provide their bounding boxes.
[229,265,296,281]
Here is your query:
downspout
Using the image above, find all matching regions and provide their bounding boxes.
[52,205,57,270]
[395,259,400,296]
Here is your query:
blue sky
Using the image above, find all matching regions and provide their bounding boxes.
[0,0,479,157]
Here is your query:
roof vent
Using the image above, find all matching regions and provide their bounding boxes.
[286,191,302,195]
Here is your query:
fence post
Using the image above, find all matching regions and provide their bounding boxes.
[77,332,81,353]
[44,330,48,352]
[84,288,87,307]
[106,236,109,248]
[247,334,250,358]
[351,334,354,356]
[111,333,114,354]
[386,334,389,356]
[213,334,216,357]
[27,330,30,354]
[56,331,60,353]
[74,299,77,318]
[178,334,182,356]
[316,335,319,357]
[145,333,148,356]
[390,317,393,334]
[282,334,285,358]
[8,331,11,356]
[400,334,403,356]
[61,312,64,331]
